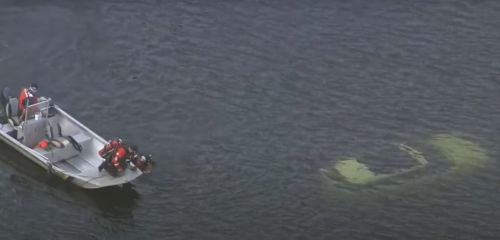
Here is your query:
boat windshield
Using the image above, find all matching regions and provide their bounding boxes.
[26,98,51,119]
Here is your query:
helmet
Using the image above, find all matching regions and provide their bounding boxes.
[29,83,38,93]
[147,154,155,166]
[140,154,155,166]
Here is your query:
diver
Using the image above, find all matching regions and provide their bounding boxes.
[18,83,39,122]
[133,154,156,173]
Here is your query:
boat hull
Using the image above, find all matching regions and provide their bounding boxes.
[0,91,146,189]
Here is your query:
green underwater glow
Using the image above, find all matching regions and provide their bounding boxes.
[320,133,489,189]
[332,144,428,185]
[333,159,377,184]
[430,134,487,169]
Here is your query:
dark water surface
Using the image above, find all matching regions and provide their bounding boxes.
[1,0,500,239]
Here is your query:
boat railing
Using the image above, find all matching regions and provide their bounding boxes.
[26,97,52,118]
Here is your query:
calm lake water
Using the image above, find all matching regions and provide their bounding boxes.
[1,0,500,239]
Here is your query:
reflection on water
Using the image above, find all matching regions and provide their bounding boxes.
[76,184,141,218]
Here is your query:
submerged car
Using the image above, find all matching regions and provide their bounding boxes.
[319,133,489,192]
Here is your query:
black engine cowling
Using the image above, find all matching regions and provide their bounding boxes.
[1,87,13,107]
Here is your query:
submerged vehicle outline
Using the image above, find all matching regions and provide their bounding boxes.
[319,133,489,192]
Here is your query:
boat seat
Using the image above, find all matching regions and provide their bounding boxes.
[5,97,20,127]
[47,122,78,149]
[34,132,92,163]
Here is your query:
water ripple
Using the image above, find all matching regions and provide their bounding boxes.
[1,0,500,239]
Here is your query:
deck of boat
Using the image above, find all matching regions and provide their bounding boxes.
[0,93,146,188]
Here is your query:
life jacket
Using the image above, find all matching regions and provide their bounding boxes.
[33,140,50,150]
[111,145,138,172]
[100,140,136,165]
[18,88,38,110]
[99,139,122,159]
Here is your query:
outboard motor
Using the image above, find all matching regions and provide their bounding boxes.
[0,87,13,118]
[1,87,13,107]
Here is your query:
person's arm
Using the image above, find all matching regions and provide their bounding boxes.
[18,98,27,122]
[19,109,26,122]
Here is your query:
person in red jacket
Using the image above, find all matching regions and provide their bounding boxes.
[98,139,123,173]
[98,139,122,158]
[98,141,138,176]
[98,139,137,174]
[110,144,138,175]
[18,83,39,122]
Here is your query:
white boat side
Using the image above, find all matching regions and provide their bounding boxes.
[0,92,145,189]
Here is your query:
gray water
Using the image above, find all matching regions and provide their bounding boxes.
[1,0,500,239]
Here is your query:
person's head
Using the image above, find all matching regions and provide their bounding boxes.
[140,155,147,164]
[128,144,138,155]
[146,154,155,166]
[29,83,38,93]
[140,154,155,166]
